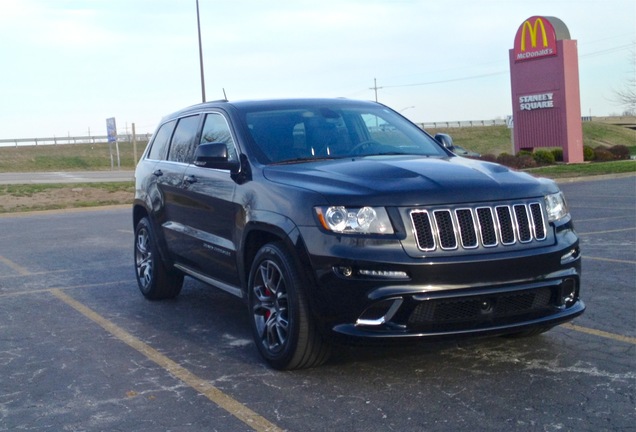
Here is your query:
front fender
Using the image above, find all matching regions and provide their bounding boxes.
[239,210,313,295]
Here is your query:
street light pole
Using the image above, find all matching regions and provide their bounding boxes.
[196,0,206,103]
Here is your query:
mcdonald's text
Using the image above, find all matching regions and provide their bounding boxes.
[516,48,554,61]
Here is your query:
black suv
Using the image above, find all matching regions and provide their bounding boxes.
[133,98,584,369]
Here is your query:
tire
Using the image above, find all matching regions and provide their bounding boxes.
[248,242,331,370]
[134,217,183,300]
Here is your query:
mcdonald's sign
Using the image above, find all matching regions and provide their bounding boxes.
[513,16,558,62]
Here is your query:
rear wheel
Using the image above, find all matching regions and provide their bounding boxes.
[248,242,330,370]
[134,217,183,300]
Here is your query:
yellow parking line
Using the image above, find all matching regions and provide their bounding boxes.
[0,281,127,298]
[50,289,283,432]
[0,255,31,276]
[583,255,636,265]
[562,323,636,345]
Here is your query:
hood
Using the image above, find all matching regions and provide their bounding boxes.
[262,156,557,206]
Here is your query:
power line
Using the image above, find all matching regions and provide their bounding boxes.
[382,71,507,89]
[370,41,634,94]
[579,42,635,59]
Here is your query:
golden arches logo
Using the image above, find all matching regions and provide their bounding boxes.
[520,18,548,52]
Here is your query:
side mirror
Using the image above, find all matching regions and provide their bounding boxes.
[434,133,454,150]
[193,143,239,171]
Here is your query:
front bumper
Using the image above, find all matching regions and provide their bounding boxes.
[332,280,585,339]
[298,220,583,341]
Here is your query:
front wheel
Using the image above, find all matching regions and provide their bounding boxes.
[248,242,330,370]
[134,217,183,300]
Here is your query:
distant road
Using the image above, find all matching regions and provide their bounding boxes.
[0,170,135,185]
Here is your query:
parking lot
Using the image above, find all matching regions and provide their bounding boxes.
[1,175,634,431]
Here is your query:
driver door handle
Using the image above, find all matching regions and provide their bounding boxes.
[184,175,197,184]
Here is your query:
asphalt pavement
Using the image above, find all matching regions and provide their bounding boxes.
[0,175,634,431]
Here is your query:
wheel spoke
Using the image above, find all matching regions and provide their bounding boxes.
[265,312,279,347]
[136,230,149,253]
[138,258,152,285]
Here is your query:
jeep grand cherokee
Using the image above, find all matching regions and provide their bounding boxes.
[133,98,584,370]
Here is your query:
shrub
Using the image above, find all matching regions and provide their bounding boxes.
[480,153,497,163]
[533,149,556,166]
[609,145,630,160]
[594,147,614,162]
[496,153,516,167]
[583,146,595,161]
[551,148,563,162]
[495,153,537,169]
[516,154,537,169]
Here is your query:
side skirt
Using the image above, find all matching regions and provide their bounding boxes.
[174,263,244,299]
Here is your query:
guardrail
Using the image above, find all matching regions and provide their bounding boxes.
[0,133,152,147]
[1,120,508,147]
[0,116,605,147]
[419,116,598,129]
[419,119,507,129]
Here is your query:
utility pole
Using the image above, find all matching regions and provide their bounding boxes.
[196,0,206,103]
[370,78,383,102]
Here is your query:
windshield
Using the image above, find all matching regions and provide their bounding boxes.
[242,103,447,164]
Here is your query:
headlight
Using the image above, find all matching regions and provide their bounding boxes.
[315,206,394,234]
[545,191,569,221]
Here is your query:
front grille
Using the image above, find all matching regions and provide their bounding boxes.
[407,287,553,330]
[410,202,546,252]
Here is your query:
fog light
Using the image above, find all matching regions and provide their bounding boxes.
[332,266,353,278]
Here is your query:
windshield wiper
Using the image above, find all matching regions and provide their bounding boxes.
[272,156,338,165]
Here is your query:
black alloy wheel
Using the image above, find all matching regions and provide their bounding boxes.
[248,242,330,370]
[134,217,183,300]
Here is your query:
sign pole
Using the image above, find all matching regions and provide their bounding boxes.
[106,117,117,170]
[132,122,138,164]
[115,137,121,170]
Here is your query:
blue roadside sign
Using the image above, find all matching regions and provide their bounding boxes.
[106,117,117,142]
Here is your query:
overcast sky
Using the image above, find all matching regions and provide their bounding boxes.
[0,0,634,139]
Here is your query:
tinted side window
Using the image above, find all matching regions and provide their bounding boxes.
[147,120,176,161]
[168,115,201,163]
[200,113,238,163]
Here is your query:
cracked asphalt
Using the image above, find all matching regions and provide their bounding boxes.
[0,176,634,431]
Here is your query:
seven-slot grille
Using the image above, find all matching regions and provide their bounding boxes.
[410,202,546,252]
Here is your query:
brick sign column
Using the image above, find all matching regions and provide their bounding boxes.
[509,16,584,163]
